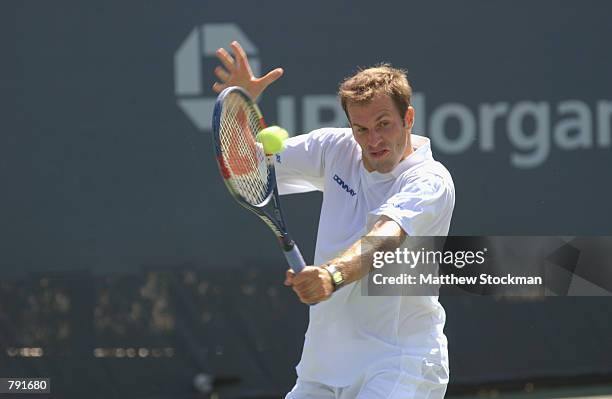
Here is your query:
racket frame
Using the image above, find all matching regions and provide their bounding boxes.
[212,86,305,273]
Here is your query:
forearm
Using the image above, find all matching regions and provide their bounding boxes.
[328,216,406,285]
[286,216,406,304]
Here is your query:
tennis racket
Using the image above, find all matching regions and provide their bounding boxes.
[212,86,306,273]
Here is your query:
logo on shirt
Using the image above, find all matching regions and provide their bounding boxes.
[333,174,357,197]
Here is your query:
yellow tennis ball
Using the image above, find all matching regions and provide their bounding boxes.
[256,126,289,154]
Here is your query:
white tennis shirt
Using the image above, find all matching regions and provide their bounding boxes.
[275,128,455,387]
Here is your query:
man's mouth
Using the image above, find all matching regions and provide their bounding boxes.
[368,149,389,159]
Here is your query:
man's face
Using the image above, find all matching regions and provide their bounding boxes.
[347,94,414,173]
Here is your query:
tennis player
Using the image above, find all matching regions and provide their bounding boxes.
[213,41,455,399]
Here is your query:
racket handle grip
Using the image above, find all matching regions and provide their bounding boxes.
[284,243,317,306]
[284,244,306,273]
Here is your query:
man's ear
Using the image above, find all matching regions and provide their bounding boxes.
[403,106,415,130]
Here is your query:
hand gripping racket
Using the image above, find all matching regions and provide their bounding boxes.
[212,86,306,273]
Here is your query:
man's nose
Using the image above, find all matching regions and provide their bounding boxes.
[368,128,383,146]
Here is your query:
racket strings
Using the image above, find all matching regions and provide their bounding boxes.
[219,93,270,205]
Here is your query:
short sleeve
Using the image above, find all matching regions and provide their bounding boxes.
[274,128,346,195]
[370,172,455,236]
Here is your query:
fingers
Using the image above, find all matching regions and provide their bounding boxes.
[230,41,252,75]
[215,47,235,72]
[257,68,284,89]
[292,285,325,304]
[290,267,333,304]
[213,47,235,93]
[214,66,230,82]
[212,66,231,93]
[284,269,295,286]
[213,41,283,99]
[212,81,226,94]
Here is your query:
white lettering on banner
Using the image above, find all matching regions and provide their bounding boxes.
[507,101,550,168]
[430,103,476,154]
[174,23,611,169]
[598,101,612,147]
[479,102,509,151]
[422,96,611,168]
[302,96,346,133]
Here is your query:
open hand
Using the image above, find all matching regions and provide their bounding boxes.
[212,41,284,100]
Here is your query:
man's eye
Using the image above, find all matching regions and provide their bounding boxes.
[379,120,390,128]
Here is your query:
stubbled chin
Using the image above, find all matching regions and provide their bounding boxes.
[364,158,394,173]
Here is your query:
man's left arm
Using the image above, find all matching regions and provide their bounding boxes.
[285,169,455,304]
[284,215,404,304]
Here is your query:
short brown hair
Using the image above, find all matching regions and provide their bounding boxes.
[338,64,412,121]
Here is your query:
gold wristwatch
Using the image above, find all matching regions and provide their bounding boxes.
[323,263,344,290]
